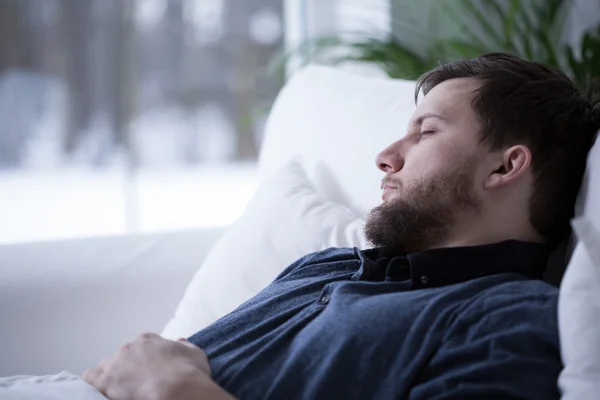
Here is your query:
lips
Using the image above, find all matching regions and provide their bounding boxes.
[381,185,398,201]
[381,177,399,201]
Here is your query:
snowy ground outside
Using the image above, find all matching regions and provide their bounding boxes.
[0,163,258,245]
[0,69,264,246]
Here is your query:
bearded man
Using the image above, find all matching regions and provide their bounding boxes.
[83,53,599,400]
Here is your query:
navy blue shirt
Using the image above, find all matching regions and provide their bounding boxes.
[189,241,561,399]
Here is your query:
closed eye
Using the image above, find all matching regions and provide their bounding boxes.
[418,130,435,139]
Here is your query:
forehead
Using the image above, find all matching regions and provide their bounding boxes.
[413,78,481,121]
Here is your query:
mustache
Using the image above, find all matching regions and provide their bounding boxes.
[381,177,402,190]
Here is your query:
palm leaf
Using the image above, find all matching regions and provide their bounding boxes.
[484,0,514,50]
[462,0,506,49]
[442,39,486,59]
[569,26,600,88]
[514,6,537,59]
[566,46,586,89]
[271,33,433,80]
[334,36,432,79]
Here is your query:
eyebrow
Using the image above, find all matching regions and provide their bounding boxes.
[413,113,451,125]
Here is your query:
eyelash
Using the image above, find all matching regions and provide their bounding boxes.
[418,130,435,139]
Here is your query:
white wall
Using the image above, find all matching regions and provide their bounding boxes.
[284,0,391,76]
[285,0,390,45]
[333,0,390,34]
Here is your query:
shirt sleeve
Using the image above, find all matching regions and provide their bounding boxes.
[408,288,562,400]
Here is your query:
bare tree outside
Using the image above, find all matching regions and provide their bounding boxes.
[0,0,284,169]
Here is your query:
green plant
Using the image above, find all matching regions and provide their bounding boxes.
[269,32,435,81]
[444,0,567,63]
[269,33,437,80]
[567,26,600,90]
[277,0,599,89]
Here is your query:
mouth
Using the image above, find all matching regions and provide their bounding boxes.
[381,185,398,201]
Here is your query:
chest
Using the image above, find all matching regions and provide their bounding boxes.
[194,275,470,398]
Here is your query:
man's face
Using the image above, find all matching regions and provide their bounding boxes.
[364,78,486,254]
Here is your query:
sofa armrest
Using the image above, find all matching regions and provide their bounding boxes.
[0,228,224,376]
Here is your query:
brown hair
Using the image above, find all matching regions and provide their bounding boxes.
[416,52,599,248]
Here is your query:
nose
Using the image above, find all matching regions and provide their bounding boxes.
[375,142,404,173]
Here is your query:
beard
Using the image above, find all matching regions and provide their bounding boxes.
[364,159,481,255]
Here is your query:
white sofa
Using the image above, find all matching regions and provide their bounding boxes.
[0,229,224,376]
[1,65,598,399]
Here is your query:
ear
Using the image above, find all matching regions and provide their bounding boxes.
[485,145,532,189]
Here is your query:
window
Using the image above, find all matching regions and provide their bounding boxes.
[0,0,284,244]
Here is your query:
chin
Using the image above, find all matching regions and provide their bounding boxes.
[382,191,398,203]
[384,193,401,203]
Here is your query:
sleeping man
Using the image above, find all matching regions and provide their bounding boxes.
[80,53,599,400]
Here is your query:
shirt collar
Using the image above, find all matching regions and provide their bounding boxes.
[355,240,549,289]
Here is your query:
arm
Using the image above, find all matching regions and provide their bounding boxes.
[409,291,562,400]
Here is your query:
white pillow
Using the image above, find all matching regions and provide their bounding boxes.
[559,218,600,400]
[559,132,600,399]
[161,159,366,339]
[259,66,417,217]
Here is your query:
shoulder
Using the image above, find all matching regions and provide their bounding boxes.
[413,277,561,400]
[274,247,359,281]
[447,276,559,344]
[466,277,558,316]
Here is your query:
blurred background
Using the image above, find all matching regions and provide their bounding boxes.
[0,0,288,243]
[1,0,598,244]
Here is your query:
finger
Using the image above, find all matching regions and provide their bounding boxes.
[82,367,103,387]
[83,367,110,398]
[138,332,160,341]
[98,357,111,369]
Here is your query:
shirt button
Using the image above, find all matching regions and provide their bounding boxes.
[320,295,330,304]
[420,275,428,284]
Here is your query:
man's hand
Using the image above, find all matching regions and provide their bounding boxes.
[83,333,235,400]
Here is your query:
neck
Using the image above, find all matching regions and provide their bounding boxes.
[436,213,544,250]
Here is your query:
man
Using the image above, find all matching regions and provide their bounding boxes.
[83,53,599,399]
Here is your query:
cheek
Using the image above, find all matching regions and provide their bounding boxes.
[403,144,456,179]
